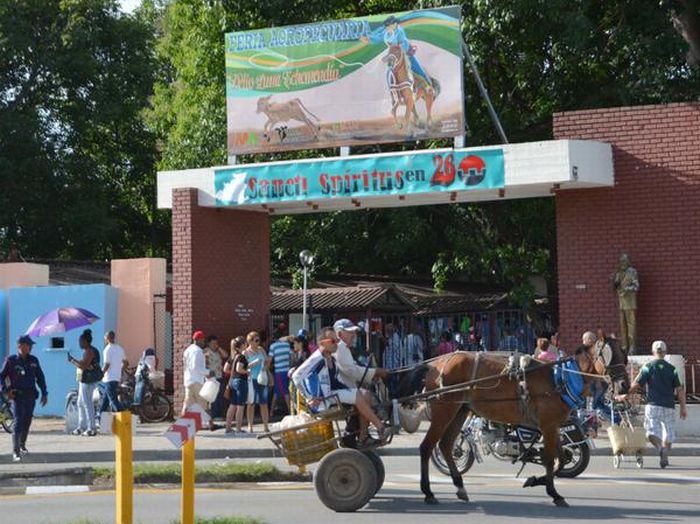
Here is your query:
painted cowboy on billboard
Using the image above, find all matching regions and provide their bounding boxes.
[362,15,440,132]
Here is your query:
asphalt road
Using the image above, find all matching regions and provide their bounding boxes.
[4,454,700,523]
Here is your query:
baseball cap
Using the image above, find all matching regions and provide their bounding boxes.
[333,319,360,332]
[18,335,35,346]
[651,340,667,353]
[192,330,206,341]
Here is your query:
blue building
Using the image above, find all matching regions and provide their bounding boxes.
[4,284,118,416]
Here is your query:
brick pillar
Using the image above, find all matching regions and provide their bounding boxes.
[553,103,700,362]
[172,188,270,411]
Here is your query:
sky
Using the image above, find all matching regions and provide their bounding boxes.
[119,0,141,13]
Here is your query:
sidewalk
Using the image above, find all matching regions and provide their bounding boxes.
[1,417,699,470]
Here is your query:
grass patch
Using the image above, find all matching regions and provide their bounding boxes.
[60,518,264,524]
[92,462,309,484]
[172,518,265,524]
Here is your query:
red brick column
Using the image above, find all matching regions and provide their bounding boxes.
[172,188,270,411]
[553,103,700,363]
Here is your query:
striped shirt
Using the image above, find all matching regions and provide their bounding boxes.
[269,339,291,373]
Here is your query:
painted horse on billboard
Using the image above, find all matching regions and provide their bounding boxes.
[365,15,441,132]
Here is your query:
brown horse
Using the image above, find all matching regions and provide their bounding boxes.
[382,45,439,133]
[399,345,609,507]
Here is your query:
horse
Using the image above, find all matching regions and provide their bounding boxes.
[382,45,440,133]
[398,343,612,507]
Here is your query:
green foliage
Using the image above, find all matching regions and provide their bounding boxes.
[0,0,169,260]
[92,461,309,483]
[4,0,699,309]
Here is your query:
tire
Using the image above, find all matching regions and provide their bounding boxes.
[431,435,475,476]
[362,450,385,495]
[314,448,376,512]
[139,392,172,423]
[1,407,13,434]
[557,442,591,478]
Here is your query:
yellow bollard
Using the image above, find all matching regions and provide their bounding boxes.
[113,411,133,524]
[181,437,195,524]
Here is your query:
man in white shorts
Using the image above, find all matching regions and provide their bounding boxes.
[617,340,687,468]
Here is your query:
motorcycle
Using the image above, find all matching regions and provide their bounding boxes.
[431,411,596,479]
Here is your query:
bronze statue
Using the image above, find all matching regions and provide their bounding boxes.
[612,254,639,355]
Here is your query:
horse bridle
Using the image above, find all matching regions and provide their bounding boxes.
[385,47,413,92]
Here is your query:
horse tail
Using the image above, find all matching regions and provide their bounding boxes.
[395,363,431,399]
[430,77,441,98]
[294,98,321,122]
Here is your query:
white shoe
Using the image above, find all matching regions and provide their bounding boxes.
[12,453,21,462]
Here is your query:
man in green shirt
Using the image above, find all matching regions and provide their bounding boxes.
[617,340,687,468]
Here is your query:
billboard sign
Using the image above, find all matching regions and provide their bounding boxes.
[214,148,503,207]
[225,6,464,155]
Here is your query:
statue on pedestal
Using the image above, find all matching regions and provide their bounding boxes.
[611,254,639,355]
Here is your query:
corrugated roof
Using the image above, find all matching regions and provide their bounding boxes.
[271,285,413,312]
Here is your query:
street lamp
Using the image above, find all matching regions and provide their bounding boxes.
[299,250,314,331]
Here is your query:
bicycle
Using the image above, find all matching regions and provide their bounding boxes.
[0,394,14,434]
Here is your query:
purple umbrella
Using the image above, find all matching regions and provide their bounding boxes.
[25,307,100,337]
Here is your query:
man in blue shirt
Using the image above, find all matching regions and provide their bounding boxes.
[269,335,292,413]
[617,340,687,468]
[0,336,48,462]
[362,15,433,90]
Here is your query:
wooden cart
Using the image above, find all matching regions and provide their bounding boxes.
[258,405,386,512]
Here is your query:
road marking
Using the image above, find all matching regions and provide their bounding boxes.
[25,485,89,495]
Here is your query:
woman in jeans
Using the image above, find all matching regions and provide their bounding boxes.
[68,329,101,436]
[244,331,271,433]
[224,337,248,433]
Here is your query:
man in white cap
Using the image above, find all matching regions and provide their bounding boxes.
[333,319,388,389]
[617,340,687,468]
[333,319,390,444]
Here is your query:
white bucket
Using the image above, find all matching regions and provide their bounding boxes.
[199,378,220,403]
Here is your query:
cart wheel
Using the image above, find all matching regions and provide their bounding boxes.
[636,452,644,469]
[362,450,385,496]
[314,448,376,512]
[613,454,621,469]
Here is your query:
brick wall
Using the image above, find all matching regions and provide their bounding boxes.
[172,188,270,410]
[554,103,700,366]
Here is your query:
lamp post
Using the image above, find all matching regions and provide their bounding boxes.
[299,250,314,332]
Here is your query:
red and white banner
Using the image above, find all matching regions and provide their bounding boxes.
[164,404,210,448]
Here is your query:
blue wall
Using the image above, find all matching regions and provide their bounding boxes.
[7,284,118,416]
[0,290,7,360]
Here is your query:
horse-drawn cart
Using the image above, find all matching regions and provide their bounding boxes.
[258,403,387,512]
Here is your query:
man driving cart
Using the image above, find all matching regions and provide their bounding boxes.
[292,323,389,447]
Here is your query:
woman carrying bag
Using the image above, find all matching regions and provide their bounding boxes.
[224,337,248,433]
[243,331,271,433]
[68,329,102,436]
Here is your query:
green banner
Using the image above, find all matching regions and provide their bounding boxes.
[226,7,464,154]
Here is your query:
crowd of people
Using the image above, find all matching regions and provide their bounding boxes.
[0,319,690,466]
[181,327,312,434]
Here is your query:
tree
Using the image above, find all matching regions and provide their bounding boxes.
[0,0,167,260]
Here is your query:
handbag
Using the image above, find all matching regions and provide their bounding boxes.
[257,368,269,387]
[82,348,104,384]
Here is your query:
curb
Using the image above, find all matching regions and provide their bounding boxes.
[2,445,700,466]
